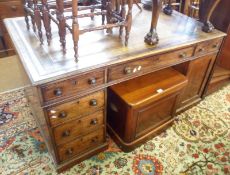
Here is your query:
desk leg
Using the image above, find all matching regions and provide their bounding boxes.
[144,0,161,45]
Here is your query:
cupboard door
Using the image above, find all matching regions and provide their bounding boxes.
[179,53,216,107]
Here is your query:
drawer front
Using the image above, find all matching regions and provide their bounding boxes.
[156,47,194,67]
[40,70,105,103]
[53,110,104,145]
[58,128,104,162]
[46,91,105,127]
[0,1,24,19]
[135,94,177,138]
[108,47,194,82]
[194,38,222,56]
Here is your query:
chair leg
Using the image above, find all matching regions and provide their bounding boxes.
[125,0,133,46]
[144,0,161,45]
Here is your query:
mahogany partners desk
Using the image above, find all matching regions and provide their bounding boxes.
[5,7,225,172]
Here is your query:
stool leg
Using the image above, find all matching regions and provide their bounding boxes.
[106,0,113,34]
[23,0,30,30]
[119,0,126,38]
[28,0,36,32]
[102,0,106,25]
[33,0,43,44]
[72,0,79,61]
[56,0,66,53]
[144,0,161,45]
[41,0,52,45]
[125,0,133,46]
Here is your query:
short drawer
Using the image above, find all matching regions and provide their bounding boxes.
[194,38,222,56]
[46,91,105,127]
[53,110,104,145]
[108,47,194,82]
[0,1,24,19]
[57,128,104,162]
[40,70,105,103]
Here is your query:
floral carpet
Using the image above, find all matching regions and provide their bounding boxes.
[0,84,230,175]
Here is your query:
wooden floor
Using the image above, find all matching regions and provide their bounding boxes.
[0,55,30,93]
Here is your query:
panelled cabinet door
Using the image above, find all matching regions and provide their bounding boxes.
[179,53,216,107]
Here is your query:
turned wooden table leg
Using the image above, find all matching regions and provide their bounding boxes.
[199,0,221,33]
[144,0,161,45]
[56,0,66,53]
[33,0,43,44]
[125,0,133,46]
[163,0,173,15]
[41,0,52,45]
[72,0,79,61]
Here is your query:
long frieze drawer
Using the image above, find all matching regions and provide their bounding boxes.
[46,91,105,127]
[40,70,105,103]
[53,110,104,145]
[108,47,194,82]
[194,38,223,56]
[57,128,104,162]
[0,1,24,18]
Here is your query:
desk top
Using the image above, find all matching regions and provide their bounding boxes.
[4,6,225,85]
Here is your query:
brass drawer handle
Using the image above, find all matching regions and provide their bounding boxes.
[62,130,70,137]
[88,78,97,85]
[179,52,187,58]
[90,99,97,106]
[54,88,62,96]
[124,67,132,75]
[90,119,98,125]
[58,111,67,118]
[65,148,73,155]
[11,6,17,11]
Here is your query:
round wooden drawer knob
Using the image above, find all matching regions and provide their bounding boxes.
[54,88,62,96]
[59,111,67,118]
[62,130,70,137]
[88,78,96,85]
[90,99,97,106]
[66,148,73,155]
[212,44,218,48]
[124,67,132,74]
[179,53,187,58]
[90,119,98,125]
[91,137,98,143]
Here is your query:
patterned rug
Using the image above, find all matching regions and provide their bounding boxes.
[0,84,230,175]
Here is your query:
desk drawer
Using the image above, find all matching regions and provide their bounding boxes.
[0,1,24,19]
[194,38,222,56]
[46,91,105,127]
[41,70,105,103]
[57,128,104,162]
[108,47,194,82]
[53,110,104,145]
